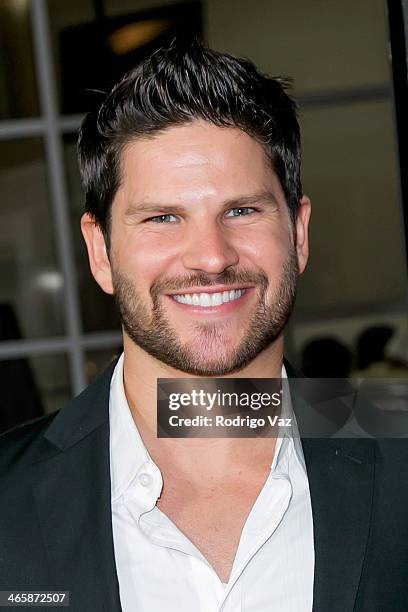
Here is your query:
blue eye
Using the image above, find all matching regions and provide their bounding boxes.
[225,207,256,217]
[150,214,178,223]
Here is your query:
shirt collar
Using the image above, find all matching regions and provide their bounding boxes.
[109,353,150,502]
[284,365,306,469]
[109,353,306,501]
[272,364,306,476]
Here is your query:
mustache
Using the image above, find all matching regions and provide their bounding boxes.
[151,269,269,299]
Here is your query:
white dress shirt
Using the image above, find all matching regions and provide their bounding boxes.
[109,353,314,611]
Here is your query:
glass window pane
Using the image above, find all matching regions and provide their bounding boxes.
[104,0,187,17]
[0,353,71,434]
[0,139,66,339]
[207,0,391,94]
[0,1,39,119]
[64,135,121,332]
[86,347,122,384]
[48,0,201,113]
[47,0,95,114]
[296,99,407,312]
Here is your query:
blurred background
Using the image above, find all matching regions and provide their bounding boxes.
[0,0,407,432]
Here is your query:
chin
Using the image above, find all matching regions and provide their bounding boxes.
[175,347,249,377]
[177,362,245,377]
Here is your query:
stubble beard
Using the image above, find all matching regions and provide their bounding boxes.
[112,248,299,376]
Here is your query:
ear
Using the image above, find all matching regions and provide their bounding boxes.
[295,195,311,274]
[80,213,114,295]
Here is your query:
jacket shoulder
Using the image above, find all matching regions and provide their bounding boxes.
[0,357,118,475]
[0,412,59,473]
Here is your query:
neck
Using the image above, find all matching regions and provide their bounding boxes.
[123,333,284,422]
[122,334,284,481]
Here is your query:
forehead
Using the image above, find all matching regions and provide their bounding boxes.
[117,120,284,205]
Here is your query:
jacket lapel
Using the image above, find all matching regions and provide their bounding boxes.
[303,437,375,612]
[290,381,376,612]
[30,361,122,611]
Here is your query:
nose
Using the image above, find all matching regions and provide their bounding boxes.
[181,221,239,274]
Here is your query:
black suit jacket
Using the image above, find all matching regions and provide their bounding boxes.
[1,360,408,611]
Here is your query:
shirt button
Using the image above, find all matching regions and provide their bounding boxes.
[139,473,151,487]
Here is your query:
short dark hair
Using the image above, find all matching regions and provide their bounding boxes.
[77,39,302,249]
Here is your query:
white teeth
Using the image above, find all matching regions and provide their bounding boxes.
[172,289,246,306]
[211,293,223,306]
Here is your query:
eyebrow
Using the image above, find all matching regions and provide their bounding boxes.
[124,191,279,217]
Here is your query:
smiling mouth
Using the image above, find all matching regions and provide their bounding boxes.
[171,288,247,307]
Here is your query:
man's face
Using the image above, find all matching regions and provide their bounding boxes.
[83,120,310,375]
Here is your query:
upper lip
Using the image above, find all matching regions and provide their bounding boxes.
[168,285,253,296]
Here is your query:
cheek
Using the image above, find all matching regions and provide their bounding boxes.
[237,225,292,272]
[114,231,180,286]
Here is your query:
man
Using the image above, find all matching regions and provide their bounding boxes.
[1,40,408,611]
